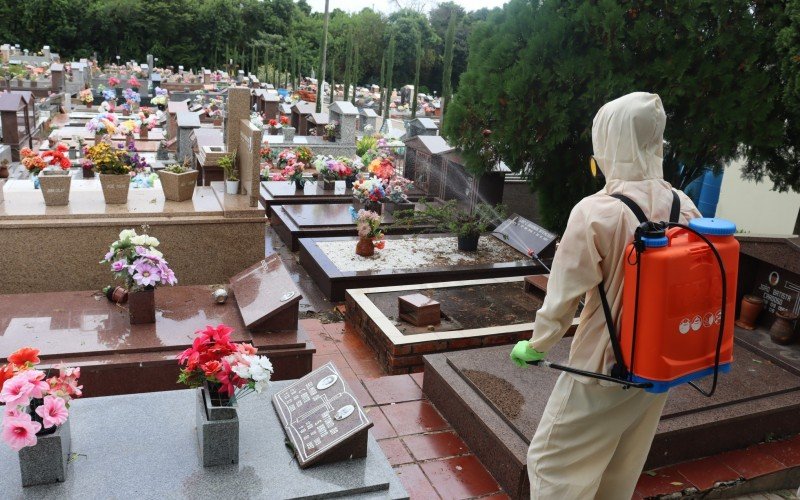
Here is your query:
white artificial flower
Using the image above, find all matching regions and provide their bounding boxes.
[254,379,269,394]
[248,356,273,382]
[119,229,137,241]
[149,248,163,258]
[231,361,251,380]
[130,235,148,246]
[146,236,160,247]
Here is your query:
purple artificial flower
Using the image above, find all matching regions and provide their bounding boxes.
[134,246,148,255]
[158,262,177,286]
[132,262,161,287]
[104,251,114,261]
[111,260,127,272]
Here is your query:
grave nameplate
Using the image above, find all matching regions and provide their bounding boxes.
[750,263,800,324]
[229,255,302,331]
[273,362,372,468]
[493,214,557,258]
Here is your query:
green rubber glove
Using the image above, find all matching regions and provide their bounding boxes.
[510,341,546,367]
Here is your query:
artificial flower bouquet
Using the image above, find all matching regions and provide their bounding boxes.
[294,146,313,166]
[0,347,82,451]
[275,148,298,169]
[324,121,337,139]
[177,324,273,401]
[250,112,264,130]
[108,76,120,87]
[85,142,128,175]
[385,176,414,204]
[100,229,177,291]
[279,115,290,126]
[102,89,117,102]
[19,147,46,176]
[78,88,94,105]
[259,145,272,163]
[123,88,141,110]
[151,87,168,107]
[352,177,386,204]
[314,155,354,181]
[120,119,139,136]
[40,143,72,171]
[368,156,396,180]
[85,113,119,136]
[350,208,386,249]
[138,108,157,130]
[127,76,140,88]
[274,160,306,185]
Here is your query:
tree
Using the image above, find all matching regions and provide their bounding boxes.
[379,54,386,115]
[383,36,396,121]
[441,13,457,125]
[343,28,353,101]
[351,38,360,104]
[444,0,795,233]
[316,0,330,112]
[411,34,422,119]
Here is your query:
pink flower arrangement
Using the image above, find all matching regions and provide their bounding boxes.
[108,76,120,87]
[314,155,354,181]
[177,324,273,399]
[0,347,82,451]
[128,76,140,88]
[385,176,414,203]
[100,229,178,291]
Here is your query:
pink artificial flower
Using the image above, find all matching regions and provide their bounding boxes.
[1,414,41,451]
[35,396,69,429]
[3,405,22,419]
[236,343,257,356]
[20,370,50,399]
[0,374,34,407]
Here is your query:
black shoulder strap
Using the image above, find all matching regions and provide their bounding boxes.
[669,190,681,224]
[609,194,647,224]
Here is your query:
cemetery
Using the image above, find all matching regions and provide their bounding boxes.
[1,1,800,498]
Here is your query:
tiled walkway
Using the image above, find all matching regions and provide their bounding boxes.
[301,319,507,499]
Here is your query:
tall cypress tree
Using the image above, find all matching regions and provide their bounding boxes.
[343,29,353,101]
[316,0,330,112]
[329,53,335,105]
[411,34,422,119]
[383,36,396,121]
[441,13,457,124]
[378,54,385,116]
[351,39,360,104]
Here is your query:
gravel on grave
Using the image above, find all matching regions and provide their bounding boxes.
[317,235,528,272]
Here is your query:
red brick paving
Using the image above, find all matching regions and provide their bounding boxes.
[313,319,800,499]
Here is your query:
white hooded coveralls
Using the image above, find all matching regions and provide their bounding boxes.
[527,92,701,499]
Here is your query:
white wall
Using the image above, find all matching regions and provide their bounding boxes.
[715,158,800,235]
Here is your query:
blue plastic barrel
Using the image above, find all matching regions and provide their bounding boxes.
[697,169,724,218]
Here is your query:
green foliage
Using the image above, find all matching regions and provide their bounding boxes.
[383,36,396,120]
[356,135,378,156]
[218,151,238,181]
[444,0,797,232]
[441,12,457,125]
[411,35,422,119]
[393,200,507,237]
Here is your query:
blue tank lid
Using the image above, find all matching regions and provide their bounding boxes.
[641,235,668,248]
[688,218,736,236]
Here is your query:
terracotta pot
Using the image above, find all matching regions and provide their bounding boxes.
[38,173,71,206]
[735,295,764,330]
[105,286,128,304]
[0,164,9,178]
[140,127,149,139]
[99,173,130,204]
[770,311,799,345]
[158,169,198,202]
[128,288,156,324]
[356,237,375,257]
[86,102,92,109]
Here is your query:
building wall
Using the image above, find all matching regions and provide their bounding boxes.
[715,158,800,235]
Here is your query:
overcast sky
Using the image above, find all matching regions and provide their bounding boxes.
[305,0,509,14]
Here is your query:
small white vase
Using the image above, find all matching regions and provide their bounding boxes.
[225,180,240,195]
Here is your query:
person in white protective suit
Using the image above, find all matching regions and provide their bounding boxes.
[510,92,702,499]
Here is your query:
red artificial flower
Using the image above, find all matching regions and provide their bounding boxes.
[8,347,40,367]
[280,116,290,125]
[374,240,386,250]
[0,364,14,392]
[201,360,222,377]
[268,119,278,127]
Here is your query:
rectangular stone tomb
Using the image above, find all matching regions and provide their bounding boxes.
[346,277,576,374]
[272,202,436,252]
[0,285,314,398]
[260,180,425,217]
[0,386,407,499]
[230,255,303,331]
[0,180,264,294]
[735,326,800,376]
[273,362,373,468]
[300,233,547,302]
[423,341,800,499]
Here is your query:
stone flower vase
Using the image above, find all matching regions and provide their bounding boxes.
[294,179,306,191]
[82,166,95,179]
[321,178,336,191]
[128,288,155,324]
[99,173,130,204]
[39,172,71,206]
[196,381,239,467]
[157,169,198,202]
[769,311,799,345]
[140,126,149,140]
[735,295,764,330]
[18,400,71,487]
[282,126,296,142]
[457,234,481,252]
[356,237,375,257]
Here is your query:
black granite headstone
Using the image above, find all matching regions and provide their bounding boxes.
[273,362,372,468]
[492,214,557,259]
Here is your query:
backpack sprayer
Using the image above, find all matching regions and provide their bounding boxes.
[526,192,739,397]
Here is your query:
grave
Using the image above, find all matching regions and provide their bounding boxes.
[0,383,407,499]
[359,108,378,131]
[0,181,264,294]
[423,339,800,499]
[0,265,313,398]
[291,101,315,136]
[402,135,452,195]
[307,112,329,137]
[0,91,36,160]
[329,100,359,143]
[176,111,201,163]
[260,180,426,217]
[407,117,438,138]
[345,276,579,374]
[299,232,547,302]
[271,201,438,252]
[191,128,225,185]
[167,100,189,140]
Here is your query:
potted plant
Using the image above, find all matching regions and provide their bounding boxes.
[177,324,273,467]
[394,200,507,252]
[122,88,140,115]
[218,151,239,195]
[0,347,82,486]
[86,142,130,204]
[151,87,168,111]
[350,208,386,257]
[127,75,140,91]
[382,176,414,216]
[352,177,386,214]
[314,155,354,190]
[324,121,337,142]
[100,228,178,324]
[78,88,94,108]
[368,155,396,181]
[38,143,73,206]
[20,147,46,189]
[138,107,157,139]
[85,113,118,143]
[158,159,198,202]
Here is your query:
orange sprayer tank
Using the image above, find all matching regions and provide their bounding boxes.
[619,218,739,393]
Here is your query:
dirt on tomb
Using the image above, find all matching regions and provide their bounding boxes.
[462,369,525,419]
[368,281,543,334]
[317,235,528,273]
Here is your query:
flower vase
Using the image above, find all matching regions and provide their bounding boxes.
[294,180,305,191]
[769,311,799,345]
[17,418,70,487]
[122,109,130,117]
[356,237,375,257]
[99,173,130,204]
[39,173,71,206]
[86,102,92,109]
[94,133,103,143]
[196,380,239,467]
[140,127,149,140]
[345,177,355,189]
[128,288,155,324]
[321,179,336,191]
[157,104,166,111]
[32,175,40,190]
[82,167,95,179]
[457,234,481,252]
[735,295,764,330]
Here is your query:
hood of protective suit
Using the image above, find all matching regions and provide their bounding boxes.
[592,92,666,184]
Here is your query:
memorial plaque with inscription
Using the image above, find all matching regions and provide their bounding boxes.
[229,255,303,332]
[493,214,557,259]
[273,362,373,468]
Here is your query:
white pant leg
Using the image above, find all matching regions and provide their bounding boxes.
[527,373,667,499]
